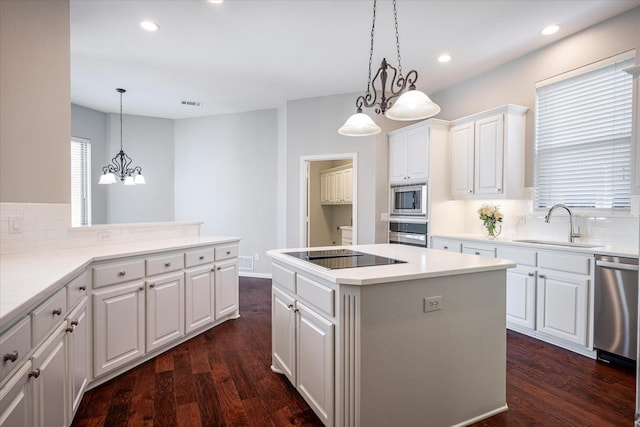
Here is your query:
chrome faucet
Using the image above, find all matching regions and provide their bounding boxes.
[544,204,581,243]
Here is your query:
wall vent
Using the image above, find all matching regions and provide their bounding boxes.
[238,256,254,271]
[181,100,202,107]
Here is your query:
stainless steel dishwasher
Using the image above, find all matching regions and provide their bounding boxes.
[594,255,639,366]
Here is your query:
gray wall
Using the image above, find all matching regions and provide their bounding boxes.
[105,113,175,224]
[174,109,278,276]
[71,104,108,224]
[430,7,640,187]
[0,0,70,203]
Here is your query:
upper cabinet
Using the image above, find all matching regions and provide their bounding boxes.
[449,105,528,199]
[320,165,353,205]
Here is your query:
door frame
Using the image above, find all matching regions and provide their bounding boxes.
[299,153,358,248]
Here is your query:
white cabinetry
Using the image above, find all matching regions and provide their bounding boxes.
[271,265,334,427]
[320,166,353,205]
[66,298,88,421]
[0,362,31,427]
[31,323,67,427]
[146,272,185,352]
[388,123,430,184]
[496,246,537,331]
[215,258,239,319]
[449,105,528,199]
[185,265,215,333]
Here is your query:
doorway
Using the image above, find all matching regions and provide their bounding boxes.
[300,153,357,248]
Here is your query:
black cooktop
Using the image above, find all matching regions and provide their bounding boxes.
[285,249,406,270]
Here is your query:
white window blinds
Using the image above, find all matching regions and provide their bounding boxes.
[535,55,635,210]
[71,138,91,226]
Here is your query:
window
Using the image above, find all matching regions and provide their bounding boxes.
[71,137,91,226]
[535,53,635,211]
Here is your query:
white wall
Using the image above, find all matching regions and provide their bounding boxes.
[174,109,278,276]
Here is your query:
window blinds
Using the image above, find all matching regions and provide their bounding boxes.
[71,138,91,226]
[535,56,634,210]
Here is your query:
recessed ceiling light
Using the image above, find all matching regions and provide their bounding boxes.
[140,20,159,32]
[438,54,452,63]
[541,24,561,35]
[208,0,224,4]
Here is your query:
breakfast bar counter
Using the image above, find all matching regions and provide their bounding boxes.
[267,243,515,427]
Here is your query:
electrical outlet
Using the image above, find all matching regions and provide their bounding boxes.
[254,253,260,262]
[381,212,389,222]
[424,296,443,313]
[8,216,23,234]
[97,231,112,241]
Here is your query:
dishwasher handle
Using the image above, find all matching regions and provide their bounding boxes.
[596,260,639,271]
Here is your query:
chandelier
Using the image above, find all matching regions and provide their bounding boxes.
[98,88,146,185]
[338,0,441,137]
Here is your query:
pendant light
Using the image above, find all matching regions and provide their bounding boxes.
[338,0,440,137]
[99,88,146,185]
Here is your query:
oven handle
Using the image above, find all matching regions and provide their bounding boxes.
[596,260,639,271]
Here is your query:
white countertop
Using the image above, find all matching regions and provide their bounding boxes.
[0,236,240,330]
[431,233,639,258]
[267,243,516,286]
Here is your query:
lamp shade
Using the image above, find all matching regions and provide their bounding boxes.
[385,89,441,121]
[134,174,146,185]
[99,172,117,185]
[123,175,136,186]
[338,112,381,136]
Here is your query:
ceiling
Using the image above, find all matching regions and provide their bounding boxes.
[70,0,640,120]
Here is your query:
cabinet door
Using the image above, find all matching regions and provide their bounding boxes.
[147,272,185,352]
[0,362,31,427]
[474,114,504,195]
[328,172,337,203]
[93,281,145,378]
[342,168,353,203]
[405,127,429,182]
[536,271,589,346]
[505,267,536,331]
[296,301,334,427]
[389,133,408,183]
[272,287,296,384]
[31,323,67,427]
[450,123,475,197]
[320,173,329,204]
[185,266,215,333]
[66,299,88,420]
[215,259,239,320]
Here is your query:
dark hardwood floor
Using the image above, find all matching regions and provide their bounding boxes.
[72,277,635,427]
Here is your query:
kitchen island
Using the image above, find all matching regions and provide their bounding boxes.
[267,243,516,427]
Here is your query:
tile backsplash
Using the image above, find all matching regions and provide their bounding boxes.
[0,203,201,255]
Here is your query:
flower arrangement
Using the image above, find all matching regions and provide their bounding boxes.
[477,204,503,239]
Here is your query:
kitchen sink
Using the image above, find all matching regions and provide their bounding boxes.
[513,239,604,248]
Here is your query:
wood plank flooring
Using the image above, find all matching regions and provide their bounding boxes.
[71,277,635,427]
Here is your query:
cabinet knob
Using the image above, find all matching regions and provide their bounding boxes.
[66,327,74,333]
[3,351,18,362]
[443,246,449,249]
[528,272,535,277]
[164,262,171,267]
[538,274,546,279]
[217,267,221,271]
[79,286,86,291]
[28,368,41,379]
[226,251,231,255]
[149,283,155,288]
[118,271,126,276]
[71,320,79,326]
[199,255,205,260]
[294,308,300,313]
[52,308,62,316]
[138,286,144,291]
[496,188,502,192]
[475,252,481,255]
[468,190,473,193]
[287,304,294,310]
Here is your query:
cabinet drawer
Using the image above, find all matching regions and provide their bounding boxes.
[431,238,462,252]
[462,243,496,257]
[0,317,31,382]
[215,244,239,261]
[31,287,67,346]
[297,275,334,317]
[67,271,88,309]
[497,246,537,266]
[93,259,145,288]
[146,252,184,276]
[185,247,214,268]
[538,251,591,275]
[272,263,296,293]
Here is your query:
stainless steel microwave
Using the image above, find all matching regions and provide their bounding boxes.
[390,183,427,217]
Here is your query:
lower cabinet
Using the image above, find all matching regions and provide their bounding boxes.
[93,280,146,378]
[215,259,239,319]
[66,299,88,421]
[272,284,334,427]
[504,265,537,331]
[146,272,185,352]
[0,361,31,427]
[185,265,215,333]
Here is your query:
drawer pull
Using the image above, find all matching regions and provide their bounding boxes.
[118,271,126,276]
[79,286,86,291]
[52,308,62,316]
[165,262,171,267]
[475,252,480,255]
[528,272,535,277]
[287,304,294,310]
[538,274,546,279]
[3,351,18,362]
[71,320,79,327]
[217,267,221,271]
[28,369,41,379]
[199,256,205,260]
[443,246,449,249]
[66,326,74,333]
[226,251,231,255]
[149,283,155,288]
[138,286,144,291]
